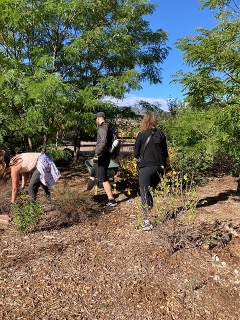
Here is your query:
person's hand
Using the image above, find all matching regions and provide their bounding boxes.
[18,186,26,195]
[93,154,99,164]
[134,156,141,164]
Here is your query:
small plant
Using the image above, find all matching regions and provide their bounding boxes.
[11,194,43,232]
[56,188,80,210]
[45,148,73,166]
[136,170,200,229]
[118,156,139,194]
[119,156,138,178]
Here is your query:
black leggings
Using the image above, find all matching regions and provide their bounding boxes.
[28,169,50,201]
[139,165,163,217]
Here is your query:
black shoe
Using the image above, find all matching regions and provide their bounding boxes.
[103,199,117,207]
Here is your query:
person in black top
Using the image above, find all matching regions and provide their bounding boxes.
[86,111,117,207]
[134,113,170,231]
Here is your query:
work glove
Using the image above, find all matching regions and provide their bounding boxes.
[93,154,99,164]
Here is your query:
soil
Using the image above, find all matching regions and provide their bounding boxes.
[0,161,240,320]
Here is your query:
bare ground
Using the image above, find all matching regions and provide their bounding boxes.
[0,163,240,320]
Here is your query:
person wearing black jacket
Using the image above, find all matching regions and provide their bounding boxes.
[86,111,117,207]
[134,113,170,231]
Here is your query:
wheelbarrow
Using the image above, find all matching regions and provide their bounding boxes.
[85,159,120,194]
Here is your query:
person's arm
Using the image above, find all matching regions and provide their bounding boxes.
[134,133,141,158]
[11,166,20,203]
[161,135,170,168]
[20,172,28,188]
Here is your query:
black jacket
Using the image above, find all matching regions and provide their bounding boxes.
[95,122,112,157]
[134,128,169,168]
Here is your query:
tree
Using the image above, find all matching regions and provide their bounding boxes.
[0,0,169,149]
[173,0,239,109]
[166,97,178,116]
[132,100,166,116]
[166,0,240,175]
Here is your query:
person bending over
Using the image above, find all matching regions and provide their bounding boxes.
[0,150,61,204]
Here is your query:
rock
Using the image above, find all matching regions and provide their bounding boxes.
[0,214,10,225]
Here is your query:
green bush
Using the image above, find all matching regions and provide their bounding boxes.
[135,170,200,230]
[163,105,240,175]
[11,194,43,232]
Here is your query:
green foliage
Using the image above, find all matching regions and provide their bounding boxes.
[164,107,216,173]
[118,155,139,193]
[45,148,71,162]
[213,104,240,172]
[135,170,199,230]
[11,195,43,232]
[165,0,240,175]
[199,0,234,12]
[163,102,240,174]
[0,0,169,150]
[154,171,199,222]
[173,0,239,109]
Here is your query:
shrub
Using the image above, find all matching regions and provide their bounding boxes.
[11,194,43,232]
[135,170,200,230]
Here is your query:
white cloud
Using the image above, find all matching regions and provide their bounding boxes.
[104,94,168,111]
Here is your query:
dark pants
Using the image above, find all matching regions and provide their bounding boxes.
[28,169,51,201]
[90,155,111,183]
[139,165,163,218]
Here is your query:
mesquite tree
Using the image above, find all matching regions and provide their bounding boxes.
[174,0,239,109]
[167,0,240,174]
[0,0,169,150]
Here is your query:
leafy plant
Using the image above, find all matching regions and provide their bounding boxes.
[11,194,43,232]
[45,148,73,165]
[0,0,169,150]
[118,155,139,194]
[136,170,200,230]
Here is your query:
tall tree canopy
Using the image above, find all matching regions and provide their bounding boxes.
[0,0,169,149]
[166,0,240,174]
[174,0,239,109]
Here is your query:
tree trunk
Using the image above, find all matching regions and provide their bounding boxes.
[42,133,49,152]
[74,133,81,160]
[27,137,33,150]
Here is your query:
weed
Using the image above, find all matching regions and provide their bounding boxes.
[119,156,138,179]
[56,187,81,210]
[119,157,200,232]
[136,170,199,230]
[118,156,139,193]
[11,194,43,232]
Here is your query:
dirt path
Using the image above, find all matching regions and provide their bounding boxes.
[0,171,240,320]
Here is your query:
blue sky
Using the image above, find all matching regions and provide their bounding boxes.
[111,0,217,110]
